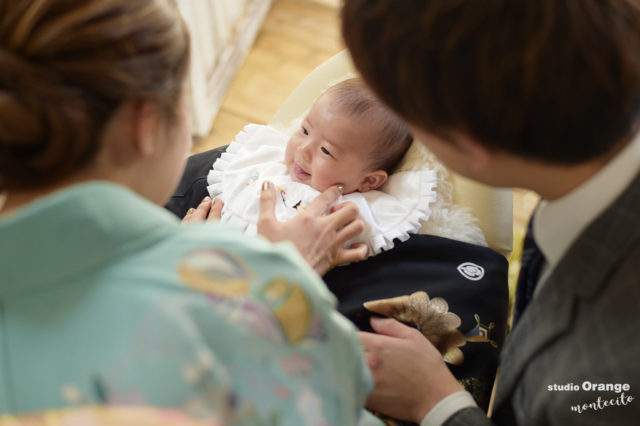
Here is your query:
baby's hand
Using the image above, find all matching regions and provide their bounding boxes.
[181,197,223,224]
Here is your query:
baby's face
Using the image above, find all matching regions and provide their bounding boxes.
[284,93,385,193]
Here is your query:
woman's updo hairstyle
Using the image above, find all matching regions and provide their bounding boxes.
[0,0,190,190]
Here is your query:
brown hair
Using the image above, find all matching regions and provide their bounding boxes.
[342,0,640,164]
[0,0,190,190]
[324,78,412,172]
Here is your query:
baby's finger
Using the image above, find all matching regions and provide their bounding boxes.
[307,185,341,216]
[208,198,223,221]
[182,197,212,223]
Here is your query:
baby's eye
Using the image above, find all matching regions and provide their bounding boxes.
[301,126,309,136]
[321,147,332,156]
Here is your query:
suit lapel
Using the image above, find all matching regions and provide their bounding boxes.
[495,170,640,408]
[495,277,575,405]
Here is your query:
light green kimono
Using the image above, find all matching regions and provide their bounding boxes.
[0,182,372,425]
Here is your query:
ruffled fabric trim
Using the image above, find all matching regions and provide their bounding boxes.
[360,169,437,255]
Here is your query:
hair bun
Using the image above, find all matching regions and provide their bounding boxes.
[0,47,53,147]
[0,0,189,190]
[0,92,44,146]
[0,46,90,187]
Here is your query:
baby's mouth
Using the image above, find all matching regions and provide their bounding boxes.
[293,163,311,180]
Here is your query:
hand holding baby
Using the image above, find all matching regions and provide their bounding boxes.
[181,197,223,223]
[182,182,368,275]
[258,180,368,275]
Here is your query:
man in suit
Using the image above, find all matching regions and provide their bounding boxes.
[342,0,640,424]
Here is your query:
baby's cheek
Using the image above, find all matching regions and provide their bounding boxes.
[284,137,296,160]
[284,150,294,169]
[316,168,337,191]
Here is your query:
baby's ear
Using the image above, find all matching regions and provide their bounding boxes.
[358,170,388,192]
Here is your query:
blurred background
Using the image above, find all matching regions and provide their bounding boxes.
[176,0,341,152]
[176,0,538,307]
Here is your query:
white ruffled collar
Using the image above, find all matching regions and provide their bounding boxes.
[207,124,438,257]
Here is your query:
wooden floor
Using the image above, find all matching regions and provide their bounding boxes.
[193,0,343,154]
[194,0,537,298]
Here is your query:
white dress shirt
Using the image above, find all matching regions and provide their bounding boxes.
[421,130,640,426]
[534,131,640,293]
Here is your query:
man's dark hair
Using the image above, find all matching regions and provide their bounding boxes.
[342,0,640,164]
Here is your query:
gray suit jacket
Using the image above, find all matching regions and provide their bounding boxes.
[445,171,640,425]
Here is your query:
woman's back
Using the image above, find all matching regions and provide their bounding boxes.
[0,0,372,422]
[0,182,371,423]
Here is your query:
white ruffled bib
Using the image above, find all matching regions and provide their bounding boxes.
[207,124,437,257]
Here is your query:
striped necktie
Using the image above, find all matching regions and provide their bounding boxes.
[513,214,545,325]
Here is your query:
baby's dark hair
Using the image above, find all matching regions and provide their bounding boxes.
[324,78,412,173]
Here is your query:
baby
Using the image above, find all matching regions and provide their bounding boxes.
[207,78,437,256]
[284,78,411,194]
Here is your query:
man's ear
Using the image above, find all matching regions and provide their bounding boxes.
[454,133,491,172]
[358,170,388,192]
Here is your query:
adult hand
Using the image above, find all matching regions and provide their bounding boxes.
[257,181,368,275]
[181,196,223,224]
[360,318,464,423]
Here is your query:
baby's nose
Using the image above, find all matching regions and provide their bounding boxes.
[299,143,312,161]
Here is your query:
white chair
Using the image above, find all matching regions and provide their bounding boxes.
[270,50,513,255]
